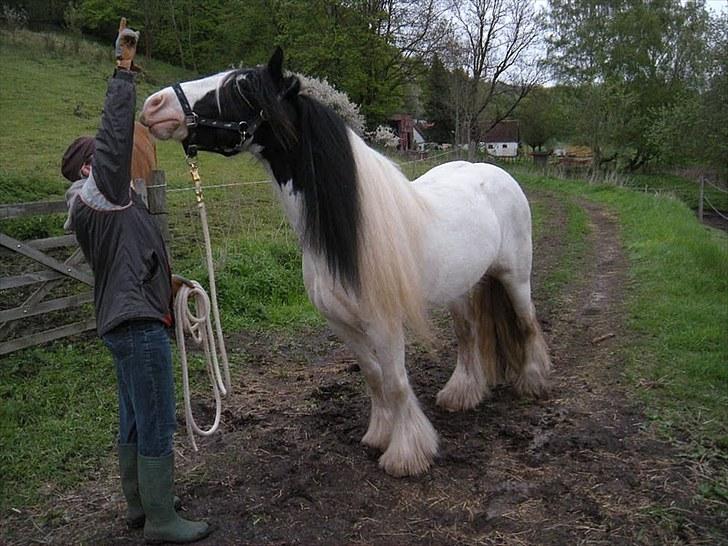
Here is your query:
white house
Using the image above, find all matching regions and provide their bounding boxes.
[483,120,519,158]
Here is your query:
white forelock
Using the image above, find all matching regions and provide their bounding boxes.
[176,71,234,113]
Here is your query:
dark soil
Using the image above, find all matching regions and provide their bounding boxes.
[3,192,727,545]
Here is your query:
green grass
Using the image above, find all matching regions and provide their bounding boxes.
[0,341,117,507]
[518,172,728,454]
[539,198,590,303]
[627,172,728,211]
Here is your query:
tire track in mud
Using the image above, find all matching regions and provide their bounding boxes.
[9,193,726,545]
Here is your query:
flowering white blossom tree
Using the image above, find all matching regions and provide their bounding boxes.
[368,125,400,149]
[295,73,366,136]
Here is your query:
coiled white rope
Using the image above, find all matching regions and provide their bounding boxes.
[174,280,231,451]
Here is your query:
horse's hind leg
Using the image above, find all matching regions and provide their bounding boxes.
[436,293,492,412]
[496,271,551,397]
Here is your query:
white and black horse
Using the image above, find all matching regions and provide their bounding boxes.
[141,49,550,476]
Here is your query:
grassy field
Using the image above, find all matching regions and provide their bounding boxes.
[517,171,728,455]
[1,30,726,512]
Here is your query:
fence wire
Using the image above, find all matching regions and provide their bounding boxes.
[158,149,465,273]
[703,195,728,221]
[704,178,728,194]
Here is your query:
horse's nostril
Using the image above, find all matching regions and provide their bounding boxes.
[147,94,164,112]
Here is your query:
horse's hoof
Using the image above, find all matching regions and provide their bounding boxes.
[377,425,438,477]
[435,385,486,412]
[378,450,433,477]
[361,408,393,450]
[361,432,389,451]
[435,373,487,411]
[513,360,551,399]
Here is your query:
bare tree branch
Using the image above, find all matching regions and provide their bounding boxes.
[447,0,546,153]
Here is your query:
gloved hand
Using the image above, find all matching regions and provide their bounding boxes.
[171,274,195,300]
[115,17,139,71]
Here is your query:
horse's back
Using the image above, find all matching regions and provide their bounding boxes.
[413,161,533,304]
[131,122,157,184]
[413,161,529,220]
[415,161,523,195]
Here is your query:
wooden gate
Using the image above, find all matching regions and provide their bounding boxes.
[0,171,168,356]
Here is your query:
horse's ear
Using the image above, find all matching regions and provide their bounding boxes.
[268,46,284,84]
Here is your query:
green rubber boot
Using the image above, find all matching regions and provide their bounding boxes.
[119,444,182,529]
[118,444,146,528]
[138,453,211,544]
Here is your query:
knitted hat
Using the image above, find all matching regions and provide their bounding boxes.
[61,136,95,181]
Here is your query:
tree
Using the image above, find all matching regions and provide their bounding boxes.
[449,0,546,157]
[517,86,564,151]
[648,13,728,179]
[547,0,712,171]
[423,54,454,143]
[274,0,449,125]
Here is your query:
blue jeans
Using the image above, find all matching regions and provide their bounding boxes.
[102,320,177,457]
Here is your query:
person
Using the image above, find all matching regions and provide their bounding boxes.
[61,18,212,544]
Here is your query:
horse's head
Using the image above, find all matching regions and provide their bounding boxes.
[140,48,300,156]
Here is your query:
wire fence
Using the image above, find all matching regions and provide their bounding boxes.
[155,152,727,275]
[156,148,467,277]
[699,176,728,222]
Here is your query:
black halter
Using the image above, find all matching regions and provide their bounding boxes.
[172,82,265,158]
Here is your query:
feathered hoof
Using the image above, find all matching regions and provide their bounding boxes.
[378,446,435,477]
[361,407,392,450]
[513,362,550,399]
[361,428,390,451]
[435,379,486,412]
[377,420,439,477]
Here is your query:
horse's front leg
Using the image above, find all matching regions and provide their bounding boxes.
[369,323,439,477]
[305,261,437,476]
[304,260,394,452]
[326,319,392,451]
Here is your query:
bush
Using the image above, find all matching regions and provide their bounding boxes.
[1,4,28,30]
[295,72,366,135]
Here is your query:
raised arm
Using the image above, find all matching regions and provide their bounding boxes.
[91,18,140,206]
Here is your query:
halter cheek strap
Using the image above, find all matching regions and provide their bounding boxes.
[172,83,265,158]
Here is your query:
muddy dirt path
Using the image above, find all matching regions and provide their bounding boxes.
[6,192,726,545]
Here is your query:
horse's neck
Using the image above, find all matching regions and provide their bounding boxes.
[253,148,307,241]
[256,131,427,253]
[348,132,427,214]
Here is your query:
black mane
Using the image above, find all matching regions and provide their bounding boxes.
[218,67,361,293]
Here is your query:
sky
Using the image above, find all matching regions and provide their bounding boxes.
[705,0,727,14]
[534,0,727,13]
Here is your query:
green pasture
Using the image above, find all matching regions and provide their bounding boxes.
[1,30,726,512]
[518,172,728,465]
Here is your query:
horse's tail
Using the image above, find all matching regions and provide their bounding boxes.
[473,275,550,394]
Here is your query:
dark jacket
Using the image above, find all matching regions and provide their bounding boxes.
[67,70,172,336]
